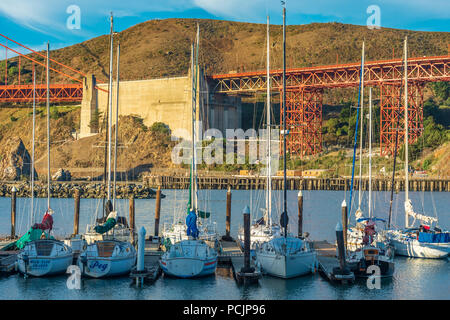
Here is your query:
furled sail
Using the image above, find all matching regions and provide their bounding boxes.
[405,199,438,224]
[186,210,199,238]
[94,211,117,234]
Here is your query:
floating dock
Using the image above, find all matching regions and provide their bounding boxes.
[0,252,17,273]
[0,241,18,274]
[312,241,355,284]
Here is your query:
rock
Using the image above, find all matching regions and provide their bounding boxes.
[52,168,72,181]
[0,137,37,181]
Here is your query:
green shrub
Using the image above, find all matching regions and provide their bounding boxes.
[150,122,170,135]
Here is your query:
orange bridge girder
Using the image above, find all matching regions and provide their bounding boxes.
[280,88,323,157]
[0,83,83,103]
[379,82,424,157]
[211,55,449,156]
[211,55,450,92]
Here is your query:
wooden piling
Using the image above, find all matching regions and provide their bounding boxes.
[129,195,135,243]
[154,186,161,237]
[11,186,17,239]
[222,187,233,241]
[336,222,346,271]
[341,200,348,252]
[298,190,303,238]
[243,206,251,272]
[73,188,80,236]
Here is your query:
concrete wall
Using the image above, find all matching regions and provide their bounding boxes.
[79,69,241,139]
[79,74,98,138]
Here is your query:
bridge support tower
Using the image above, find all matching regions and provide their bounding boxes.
[280,87,323,157]
[379,81,424,156]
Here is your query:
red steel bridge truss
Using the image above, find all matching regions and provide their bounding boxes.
[0,34,106,103]
[212,55,450,157]
[1,32,449,156]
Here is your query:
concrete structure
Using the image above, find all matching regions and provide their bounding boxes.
[79,74,98,138]
[79,68,241,139]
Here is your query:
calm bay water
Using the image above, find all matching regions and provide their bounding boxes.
[0,189,448,300]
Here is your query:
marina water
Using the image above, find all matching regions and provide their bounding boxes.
[0,190,448,299]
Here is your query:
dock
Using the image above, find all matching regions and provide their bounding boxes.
[0,252,17,273]
[145,175,450,192]
[312,241,355,284]
[0,240,18,274]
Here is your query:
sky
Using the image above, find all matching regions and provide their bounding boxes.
[0,0,449,56]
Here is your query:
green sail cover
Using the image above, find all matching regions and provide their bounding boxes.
[94,218,117,234]
[198,210,211,219]
[3,228,49,251]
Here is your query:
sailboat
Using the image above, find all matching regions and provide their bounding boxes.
[17,43,74,277]
[77,15,136,278]
[255,9,316,279]
[237,16,282,253]
[386,37,449,259]
[345,87,395,277]
[161,24,219,249]
[159,25,218,278]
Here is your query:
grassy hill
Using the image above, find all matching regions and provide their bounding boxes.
[1,19,449,84]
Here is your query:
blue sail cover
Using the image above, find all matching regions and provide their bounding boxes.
[186,210,199,238]
[418,232,450,243]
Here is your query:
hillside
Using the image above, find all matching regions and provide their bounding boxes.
[1,19,449,85]
[0,107,176,180]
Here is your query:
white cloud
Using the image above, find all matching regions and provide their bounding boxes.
[193,0,449,24]
[0,0,447,37]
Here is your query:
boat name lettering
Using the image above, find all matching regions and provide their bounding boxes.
[90,261,108,272]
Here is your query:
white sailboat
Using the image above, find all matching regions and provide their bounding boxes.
[386,37,449,259]
[345,87,395,277]
[237,16,282,252]
[160,25,218,278]
[17,42,74,277]
[160,25,219,247]
[255,10,317,279]
[77,15,137,278]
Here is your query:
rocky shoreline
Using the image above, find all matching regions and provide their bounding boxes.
[0,182,163,199]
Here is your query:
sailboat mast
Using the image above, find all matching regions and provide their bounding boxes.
[348,41,365,219]
[358,42,365,209]
[30,65,36,226]
[388,43,406,229]
[368,87,372,218]
[282,6,287,238]
[107,13,114,202]
[190,41,195,211]
[194,24,199,212]
[266,15,272,227]
[113,41,120,209]
[404,36,409,228]
[46,42,51,210]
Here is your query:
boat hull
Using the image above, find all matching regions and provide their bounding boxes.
[77,255,136,278]
[160,257,217,278]
[390,238,449,259]
[256,251,316,279]
[17,254,73,277]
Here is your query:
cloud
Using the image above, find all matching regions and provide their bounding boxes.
[0,0,447,40]
[0,0,196,32]
[193,0,450,26]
